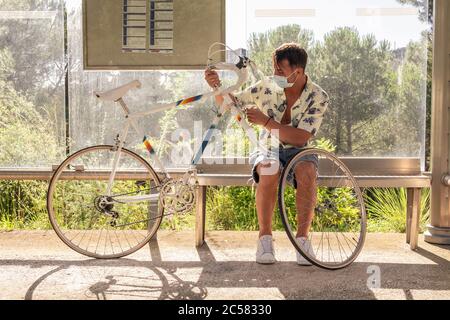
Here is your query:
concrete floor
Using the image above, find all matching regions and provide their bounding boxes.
[0,230,449,300]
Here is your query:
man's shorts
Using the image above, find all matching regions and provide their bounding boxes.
[250,147,319,188]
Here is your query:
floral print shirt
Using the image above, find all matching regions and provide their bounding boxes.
[233,75,329,149]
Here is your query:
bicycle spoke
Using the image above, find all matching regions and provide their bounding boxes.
[95,228,103,254]
[113,228,124,253]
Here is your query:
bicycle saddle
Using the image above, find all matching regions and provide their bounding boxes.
[94,80,142,102]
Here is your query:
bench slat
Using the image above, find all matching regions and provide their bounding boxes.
[196,157,423,176]
[196,174,431,188]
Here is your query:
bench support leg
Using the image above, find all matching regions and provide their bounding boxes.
[195,186,207,247]
[406,188,413,244]
[406,188,421,250]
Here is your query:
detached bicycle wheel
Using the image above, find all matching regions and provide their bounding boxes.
[278,148,366,269]
[47,145,163,259]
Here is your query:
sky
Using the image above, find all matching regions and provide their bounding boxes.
[226,0,430,50]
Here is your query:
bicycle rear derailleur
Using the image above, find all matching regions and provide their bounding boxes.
[94,195,120,226]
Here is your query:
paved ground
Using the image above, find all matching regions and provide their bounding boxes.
[0,230,449,300]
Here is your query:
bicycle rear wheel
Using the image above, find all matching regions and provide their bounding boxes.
[278,148,366,269]
[47,145,163,259]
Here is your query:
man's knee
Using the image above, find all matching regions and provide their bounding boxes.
[256,161,280,187]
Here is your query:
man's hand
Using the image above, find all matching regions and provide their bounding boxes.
[204,68,221,89]
[246,106,270,126]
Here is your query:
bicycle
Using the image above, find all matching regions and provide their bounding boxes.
[47,43,366,269]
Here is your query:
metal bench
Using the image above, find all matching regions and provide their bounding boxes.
[0,157,430,250]
[194,157,431,250]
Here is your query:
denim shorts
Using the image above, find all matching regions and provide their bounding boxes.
[250,147,319,188]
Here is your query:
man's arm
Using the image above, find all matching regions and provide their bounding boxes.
[246,93,329,147]
[245,107,311,147]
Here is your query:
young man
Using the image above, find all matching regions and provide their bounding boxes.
[204,43,329,265]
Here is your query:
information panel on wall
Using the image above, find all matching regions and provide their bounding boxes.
[83,0,225,70]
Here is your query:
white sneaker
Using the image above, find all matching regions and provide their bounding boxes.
[256,235,276,264]
[296,237,315,266]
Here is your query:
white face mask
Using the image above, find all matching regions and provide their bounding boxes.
[271,70,300,89]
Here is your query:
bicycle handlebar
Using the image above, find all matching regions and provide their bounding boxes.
[205,42,263,98]
[207,59,250,96]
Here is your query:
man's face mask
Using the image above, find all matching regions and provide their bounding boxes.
[271,69,300,89]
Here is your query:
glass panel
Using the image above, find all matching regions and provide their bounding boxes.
[68,0,223,169]
[0,0,66,168]
[0,0,430,169]
[227,0,430,169]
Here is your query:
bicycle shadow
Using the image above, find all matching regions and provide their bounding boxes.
[12,237,449,300]
[22,238,210,300]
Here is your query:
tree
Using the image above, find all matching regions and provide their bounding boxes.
[0,50,60,166]
[245,25,421,156]
[395,39,428,156]
[397,0,433,24]
[247,24,314,75]
[0,0,66,164]
[397,0,433,169]
[0,0,64,99]
[312,27,397,155]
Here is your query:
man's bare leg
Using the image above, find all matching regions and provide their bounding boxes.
[294,162,317,238]
[255,161,280,237]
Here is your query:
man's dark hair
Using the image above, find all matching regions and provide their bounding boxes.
[273,43,308,70]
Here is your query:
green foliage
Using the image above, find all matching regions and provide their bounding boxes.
[365,188,430,232]
[0,180,50,230]
[312,137,336,152]
[275,184,362,233]
[0,179,196,231]
[0,79,62,166]
[206,186,259,231]
[207,183,362,233]
[312,27,398,155]
[0,0,64,96]
[247,23,428,158]
[0,177,431,234]
[160,212,195,231]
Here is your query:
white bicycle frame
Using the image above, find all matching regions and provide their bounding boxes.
[98,47,265,205]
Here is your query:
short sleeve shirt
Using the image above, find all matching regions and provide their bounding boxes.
[233,75,329,149]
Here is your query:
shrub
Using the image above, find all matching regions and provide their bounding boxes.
[364,187,430,233]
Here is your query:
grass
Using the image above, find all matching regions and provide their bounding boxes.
[364,187,430,233]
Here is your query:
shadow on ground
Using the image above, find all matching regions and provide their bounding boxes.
[1,238,448,300]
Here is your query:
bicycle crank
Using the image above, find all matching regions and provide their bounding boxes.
[159,179,196,215]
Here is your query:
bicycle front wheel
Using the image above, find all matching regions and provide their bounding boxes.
[47,145,163,259]
[278,148,366,269]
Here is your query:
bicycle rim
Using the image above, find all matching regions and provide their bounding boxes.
[47,145,163,259]
[278,148,366,269]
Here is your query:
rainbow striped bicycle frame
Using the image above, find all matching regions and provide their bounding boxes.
[93,44,263,204]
